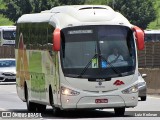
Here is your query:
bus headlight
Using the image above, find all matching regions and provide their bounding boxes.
[122,84,138,94]
[61,86,80,96]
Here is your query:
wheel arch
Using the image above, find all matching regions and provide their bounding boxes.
[24,81,27,102]
[49,85,54,106]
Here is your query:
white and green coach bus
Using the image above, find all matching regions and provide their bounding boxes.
[15,5,144,116]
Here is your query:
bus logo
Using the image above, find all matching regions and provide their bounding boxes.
[98,81,102,86]
[96,79,105,82]
[113,80,125,86]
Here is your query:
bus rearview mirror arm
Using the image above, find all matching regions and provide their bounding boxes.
[132,26,144,50]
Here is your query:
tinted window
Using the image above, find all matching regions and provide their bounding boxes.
[61,25,136,78]
[3,31,16,40]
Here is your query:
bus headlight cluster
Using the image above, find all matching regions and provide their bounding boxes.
[61,86,80,96]
[122,84,138,94]
[137,82,146,88]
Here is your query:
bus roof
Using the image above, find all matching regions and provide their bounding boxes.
[144,30,160,34]
[17,13,54,23]
[17,5,132,28]
[0,26,16,30]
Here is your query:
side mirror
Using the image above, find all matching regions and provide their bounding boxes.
[132,26,144,50]
[53,28,61,51]
[142,74,147,78]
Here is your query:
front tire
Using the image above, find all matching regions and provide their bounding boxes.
[49,87,61,116]
[114,107,125,116]
[52,106,61,116]
[25,87,37,112]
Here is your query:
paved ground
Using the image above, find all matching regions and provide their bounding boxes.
[0,85,160,120]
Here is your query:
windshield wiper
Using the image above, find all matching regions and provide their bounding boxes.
[77,53,98,78]
[77,54,124,78]
[100,55,123,77]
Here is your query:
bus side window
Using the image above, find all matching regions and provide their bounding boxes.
[48,25,54,45]
[157,34,160,41]
[0,31,1,43]
[41,24,48,50]
[47,25,55,57]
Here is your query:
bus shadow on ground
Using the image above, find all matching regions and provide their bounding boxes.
[9,109,133,119]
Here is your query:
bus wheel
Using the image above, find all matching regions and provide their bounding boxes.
[114,107,125,116]
[49,86,61,116]
[141,96,146,101]
[25,86,37,112]
[37,104,46,112]
[52,106,61,116]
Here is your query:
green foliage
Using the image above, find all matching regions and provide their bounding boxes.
[85,0,108,4]
[108,0,156,29]
[59,0,85,5]
[0,0,32,22]
[0,14,14,25]
[147,0,160,29]
[0,0,5,9]
[30,0,59,13]
[0,0,59,23]
[0,0,159,29]
[0,0,85,23]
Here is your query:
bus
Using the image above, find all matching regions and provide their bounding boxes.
[15,5,144,116]
[0,26,16,46]
[145,30,160,42]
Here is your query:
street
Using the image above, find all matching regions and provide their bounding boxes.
[0,85,160,120]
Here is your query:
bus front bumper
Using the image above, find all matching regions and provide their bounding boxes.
[61,94,138,109]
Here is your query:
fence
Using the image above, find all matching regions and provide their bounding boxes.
[138,42,160,68]
[138,42,160,94]
[0,46,15,58]
[0,43,160,94]
[139,68,160,94]
[0,42,159,66]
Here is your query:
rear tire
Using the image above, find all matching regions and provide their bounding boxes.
[114,107,125,116]
[37,104,46,112]
[141,96,146,101]
[25,86,37,112]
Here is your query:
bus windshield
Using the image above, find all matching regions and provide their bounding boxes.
[61,25,136,78]
[3,30,16,40]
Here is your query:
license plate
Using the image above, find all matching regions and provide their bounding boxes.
[6,76,15,79]
[95,99,108,103]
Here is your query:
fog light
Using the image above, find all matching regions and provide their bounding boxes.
[66,99,69,103]
[132,97,135,100]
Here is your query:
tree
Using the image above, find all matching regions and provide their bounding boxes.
[85,0,108,5]
[0,0,59,23]
[30,0,59,13]
[0,0,156,28]
[59,0,85,5]
[0,0,32,22]
[108,0,156,29]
